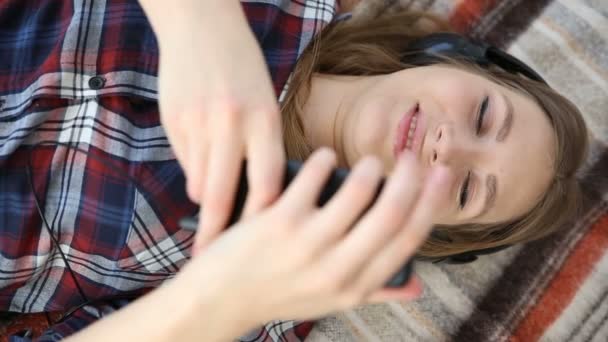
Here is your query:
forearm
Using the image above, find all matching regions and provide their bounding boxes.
[65,276,251,342]
[138,0,247,43]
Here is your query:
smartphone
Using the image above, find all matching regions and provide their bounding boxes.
[179,160,413,288]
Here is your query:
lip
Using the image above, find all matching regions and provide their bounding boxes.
[394,103,425,158]
[411,106,426,157]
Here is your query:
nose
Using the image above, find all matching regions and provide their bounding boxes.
[430,123,473,167]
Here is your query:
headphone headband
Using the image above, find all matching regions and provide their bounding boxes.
[405,32,548,84]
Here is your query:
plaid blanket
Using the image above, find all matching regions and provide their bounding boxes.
[307,0,608,341]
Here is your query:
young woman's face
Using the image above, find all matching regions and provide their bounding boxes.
[332,65,556,226]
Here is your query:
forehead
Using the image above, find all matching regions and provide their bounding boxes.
[482,85,556,224]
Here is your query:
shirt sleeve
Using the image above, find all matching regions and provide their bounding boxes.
[7,299,132,342]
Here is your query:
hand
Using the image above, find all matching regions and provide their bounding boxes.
[175,148,451,332]
[144,0,286,251]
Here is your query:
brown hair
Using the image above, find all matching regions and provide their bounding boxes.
[280,11,589,258]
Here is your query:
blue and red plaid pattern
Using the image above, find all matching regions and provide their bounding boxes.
[0,0,337,340]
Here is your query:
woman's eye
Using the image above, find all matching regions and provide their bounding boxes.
[459,171,471,209]
[476,96,489,134]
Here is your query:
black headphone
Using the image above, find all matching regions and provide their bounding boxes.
[403,32,547,84]
[399,32,548,264]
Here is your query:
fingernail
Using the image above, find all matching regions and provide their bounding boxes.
[411,277,424,299]
[360,154,382,169]
[316,146,336,160]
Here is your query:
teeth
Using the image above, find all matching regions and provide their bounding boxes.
[405,116,417,149]
[408,121,417,139]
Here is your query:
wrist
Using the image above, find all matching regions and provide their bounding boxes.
[167,261,259,340]
[64,273,250,342]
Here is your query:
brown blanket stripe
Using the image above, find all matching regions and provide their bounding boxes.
[513,212,608,340]
[450,0,553,48]
[453,203,607,341]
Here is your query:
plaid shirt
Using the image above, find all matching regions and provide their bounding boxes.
[0,0,337,340]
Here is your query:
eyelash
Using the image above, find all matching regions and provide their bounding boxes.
[476,96,489,134]
[459,96,489,210]
[459,171,471,209]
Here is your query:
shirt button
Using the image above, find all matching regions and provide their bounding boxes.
[88,76,106,90]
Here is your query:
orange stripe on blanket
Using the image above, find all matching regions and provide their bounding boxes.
[510,210,608,342]
[449,0,499,34]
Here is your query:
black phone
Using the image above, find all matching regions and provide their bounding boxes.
[179,160,413,288]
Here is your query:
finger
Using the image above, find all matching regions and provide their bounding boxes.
[318,152,423,289]
[366,275,424,303]
[195,125,245,250]
[159,113,192,188]
[303,156,383,252]
[276,148,337,215]
[242,108,286,218]
[328,152,424,275]
[356,166,451,295]
[185,135,209,204]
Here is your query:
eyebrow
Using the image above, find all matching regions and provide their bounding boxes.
[477,174,497,219]
[497,92,514,142]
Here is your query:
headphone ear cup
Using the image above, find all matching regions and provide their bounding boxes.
[436,244,513,265]
[446,253,479,264]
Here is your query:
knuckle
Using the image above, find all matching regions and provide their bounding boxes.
[318,268,353,295]
[222,107,241,128]
[375,204,404,228]
[346,175,377,200]
[205,192,232,213]
[213,99,244,126]
[256,189,279,207]
[251,178,281,201]
[214,95,243,113]
[253,105,281,128]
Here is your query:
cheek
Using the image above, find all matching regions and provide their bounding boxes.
[422,79,475,119]
[343,95,395,168]
[353,106,392,157]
